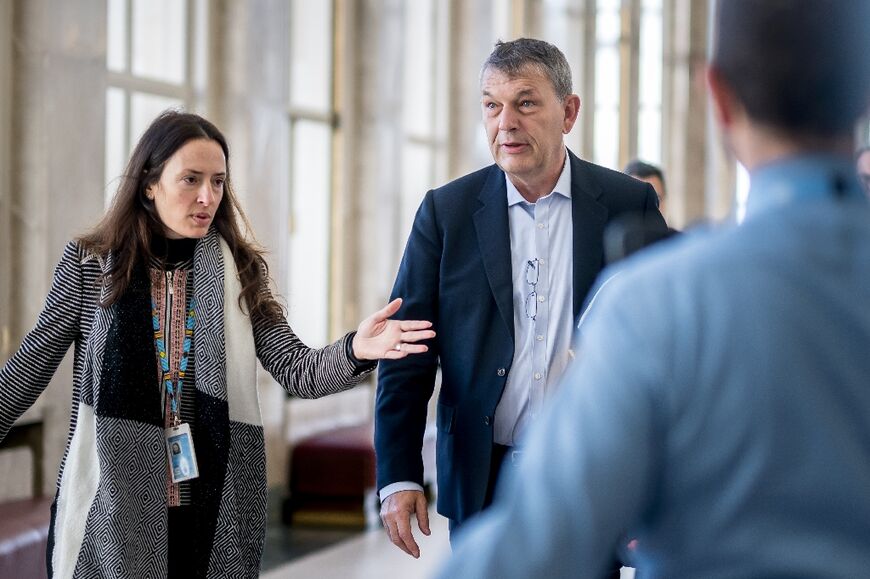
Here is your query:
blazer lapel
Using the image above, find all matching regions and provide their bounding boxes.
[473,166,515,342]
[569,152,609,318]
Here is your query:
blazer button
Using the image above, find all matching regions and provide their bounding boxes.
[497,368,506,377]
[483,416,491,426]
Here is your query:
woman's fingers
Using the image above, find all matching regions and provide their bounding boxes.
[400,329,436,343]
[372,298,402,322]
[382,344,429,359]
[399,320,433,331]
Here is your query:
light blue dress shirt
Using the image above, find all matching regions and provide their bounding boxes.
[495,155,574,445]
[439,154,870,578]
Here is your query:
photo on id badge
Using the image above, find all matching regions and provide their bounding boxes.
[166,425,199,483]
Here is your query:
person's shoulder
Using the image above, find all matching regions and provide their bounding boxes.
[64,239,107,270]
[430,164,500,201]
[604,221,741,294]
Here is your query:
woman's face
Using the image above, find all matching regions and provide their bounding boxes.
[147,138,226,239]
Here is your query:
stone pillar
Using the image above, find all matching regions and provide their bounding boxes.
[0,0,12,364]
[447,0,499,180]
[347,0,406,320]
[5,0,107,497]
[662,0,709,228]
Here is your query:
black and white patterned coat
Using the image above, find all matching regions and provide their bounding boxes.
[0,228,370,578]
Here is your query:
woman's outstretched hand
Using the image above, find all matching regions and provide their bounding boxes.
[353,298,435,360]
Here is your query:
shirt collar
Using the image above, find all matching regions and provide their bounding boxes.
[506,150,572,207]
[746,153,864,218]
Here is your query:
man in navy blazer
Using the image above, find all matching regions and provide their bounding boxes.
[375,38,666,573]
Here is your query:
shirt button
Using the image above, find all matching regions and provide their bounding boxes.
[539,259,546,265]
[497,368,506,377]
[534,372,542,380]
[536,335,544,341]
[538,295,545,303]
[537,223,545,229]
[483,416,491,426]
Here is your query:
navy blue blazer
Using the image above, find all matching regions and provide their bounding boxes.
[375,150,667,524]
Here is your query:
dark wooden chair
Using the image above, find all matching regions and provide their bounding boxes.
[0,417,52,579]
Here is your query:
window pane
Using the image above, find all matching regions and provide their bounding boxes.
[402,0,434,137]
[400,143,433,238]
[288,120,332,345]
[596,5,621,44]
[131,0,187,84]
[107,0,128,72]
[639,11,662,107]
[105,87,127,208]
[637,107,661,164]
[130,92,183,150]
[594,47,620,106]
[594,108,619,169]
[290,0,332,112]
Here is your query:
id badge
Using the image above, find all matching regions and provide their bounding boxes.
[165,423,200,483]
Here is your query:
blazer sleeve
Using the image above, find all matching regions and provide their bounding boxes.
[375,190,442,491]
[0,241,83,442]
[251,290,374,400]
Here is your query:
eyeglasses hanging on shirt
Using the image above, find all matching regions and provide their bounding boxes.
[524,258,539,320]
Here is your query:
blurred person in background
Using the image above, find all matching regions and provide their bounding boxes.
[624,159,668,221]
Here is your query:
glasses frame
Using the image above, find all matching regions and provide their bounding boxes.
[524,258,539,320]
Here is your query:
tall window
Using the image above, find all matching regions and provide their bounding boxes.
[105,0,206,206]
[637,0,663,164]
[399,0,449,238]
[593,0,621,169]
[286,0,335,345]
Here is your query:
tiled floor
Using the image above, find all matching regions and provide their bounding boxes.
[262,508,636,579]
[261,510,450,579]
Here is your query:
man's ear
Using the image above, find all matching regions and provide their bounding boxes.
[706,65,738,130]
[562,94,581,134]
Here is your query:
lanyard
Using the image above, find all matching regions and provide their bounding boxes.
[151,295,196,425]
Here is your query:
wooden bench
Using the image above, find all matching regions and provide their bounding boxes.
[283,422,377,528]
[0,418,51,579]
[282,421,437,529]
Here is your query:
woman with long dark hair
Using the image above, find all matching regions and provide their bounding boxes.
[0,110,434,577]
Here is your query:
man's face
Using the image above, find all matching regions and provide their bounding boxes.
[856,150,870,197]
[481,66,579,192]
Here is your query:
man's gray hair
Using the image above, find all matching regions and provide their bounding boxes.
[481,38,573,101]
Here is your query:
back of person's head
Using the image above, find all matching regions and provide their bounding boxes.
[711,0,870,138]
[481,38,573,101]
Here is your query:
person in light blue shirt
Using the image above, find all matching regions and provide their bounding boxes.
[438,0,870,577]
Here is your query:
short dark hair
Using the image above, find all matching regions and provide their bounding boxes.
[481,38,573,101]
[711,0,870,137]
[624,160,665,184]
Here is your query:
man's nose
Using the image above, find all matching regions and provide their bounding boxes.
[498,106,518,132]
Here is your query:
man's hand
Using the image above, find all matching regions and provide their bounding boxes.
[379,490,431,558]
